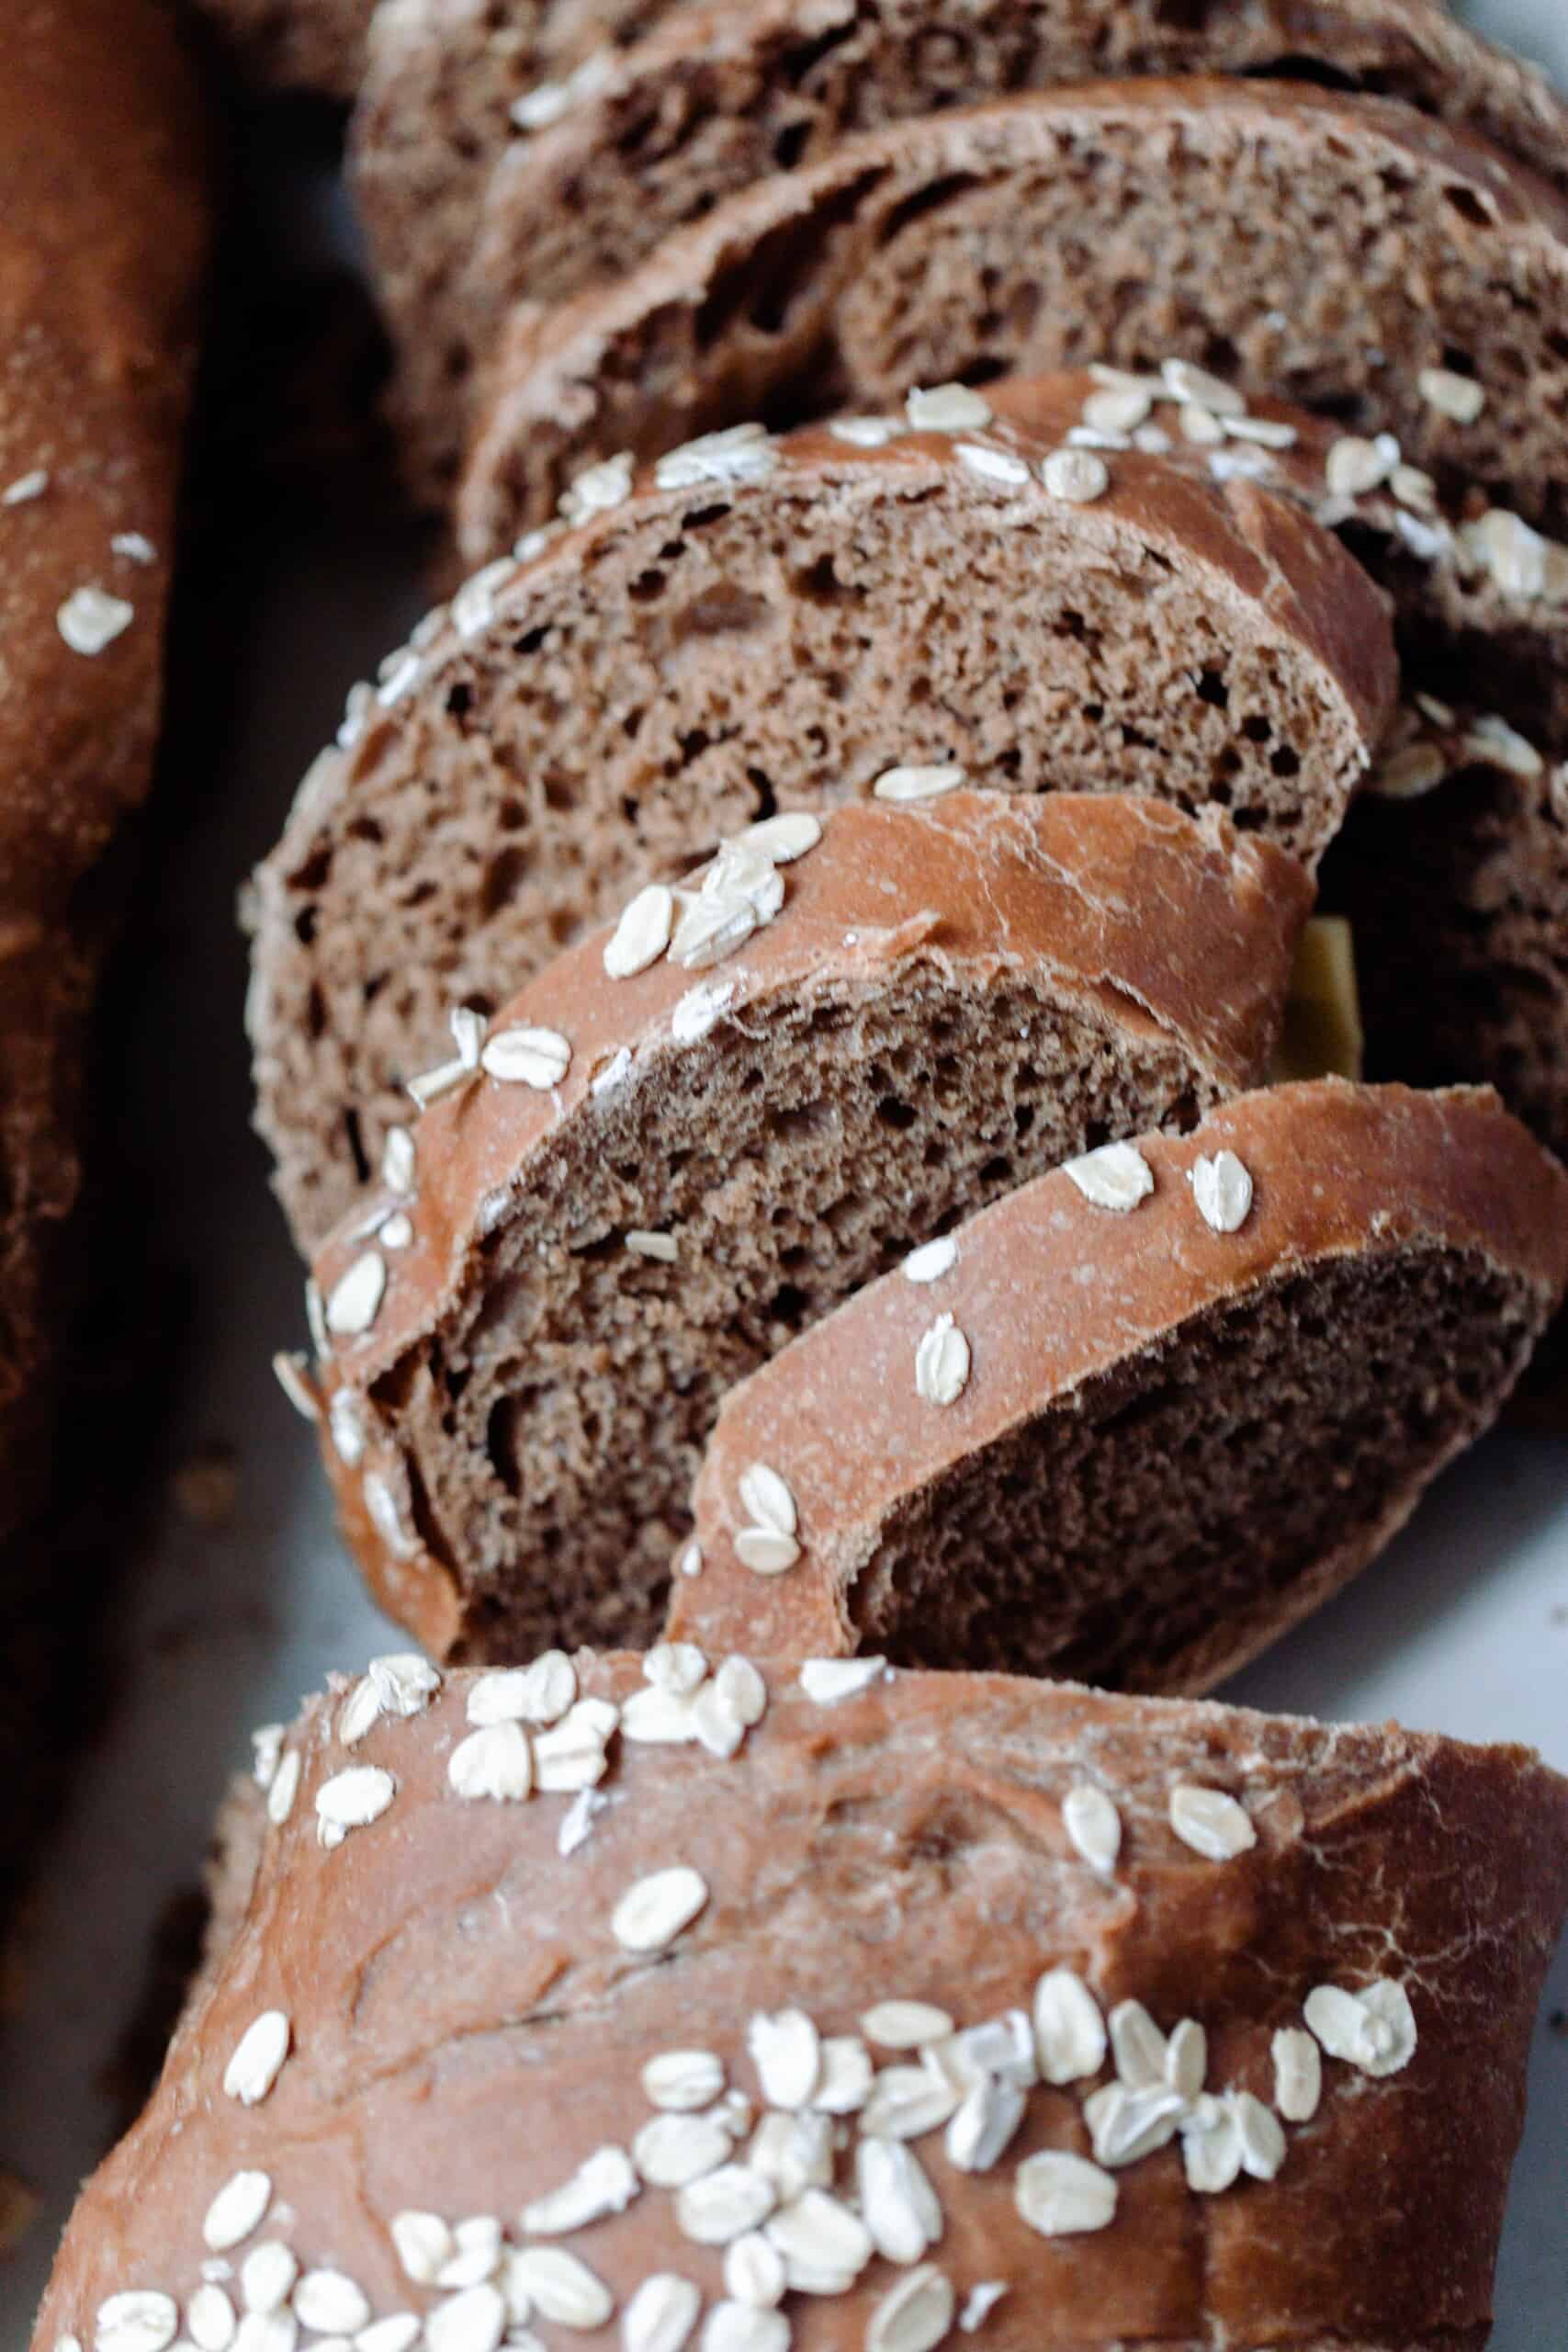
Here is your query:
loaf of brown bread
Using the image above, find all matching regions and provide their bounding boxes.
[296,790,1309,1659]
[248,386,1393,1250]
[190,0,373,96]
[29,1654,1568,2352]
[0,0,207,1919]
[374,0,1568,500]
[668,1080,1568,1688]
[460,79,1568,544]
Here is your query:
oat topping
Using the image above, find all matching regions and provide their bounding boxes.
[1041,447,1109,503]
[323,1250,386,1340]
[1178,402,1224,447]
[1190,1149,1253,1235]
[871,761,965,804]
[914,1312,970,1406]
[1466,710,1545,776]
[905,384,991,433]
[1033,1969,1107,2085]
[1168,1783,1258,1861]
[480,1023,572,1090]
[1370,740,1448,798]
[57,584,134,655]
[561,451,635,526]
[223,2010,290,2106]
[93,2294,180,2352]
[655,424,777,492]
[1303,1979,1417,2075]
[406,1052,472,1110]
[827,417,904,448]
[314,1764,397,1849]
[265,1749,301,1827]
[270,1351,318,1421]
[1060,1783,1122,1875]
[294,2270,370,2334]
[592,1046,636,1096]
[523,2147,639,2236]
[860,1999,953,2051]
[673,2165,777,2246]
[798,1657,886,1705]
[112,531,157,564]
[1224,415,1298,449]
[1271,2027,1323,2121]
[1161,358,1245,416]
[186,2281,236,2348]
[626,1229,679,1263]
[1,467,47,504]
[865,2262,954,2352]
[452,558,517,641]
[1325,432,1401,498]
[202,2170,273,2254]
[725,2232,786,2308]
[1082,383,1152,435]
[671,980,736,1046]
[953,442,1032,488]
[1417,366,1486,424]
[623,2274,703,2352]
[604,884,677,979]
[902,1235,957,1284]
[381,1212,414,1251]
[448,1721,535,1802]
[613,1864,710,1953]
[364,1471,421,1560]
[424,2281,507,2352]
[1062,1140,1154,1212]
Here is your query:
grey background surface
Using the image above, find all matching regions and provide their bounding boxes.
[2,1,1565,2339]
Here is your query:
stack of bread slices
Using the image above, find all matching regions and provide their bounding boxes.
[36,6,1568,2351]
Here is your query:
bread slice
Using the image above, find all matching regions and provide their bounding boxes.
[190,0,372,95]
[353,0,688,499]
[249,388,1393,1251]
[32,1653,1568,2352]
[670,1079,1568,1688]
[460,78,1568,546]
[298,791,1311,1660]
[380,0,1568,501]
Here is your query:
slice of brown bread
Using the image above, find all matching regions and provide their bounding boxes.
[669,1079,1568,1689]
[248,388,1393,1251]
[298,791,1311,1661]
[459,78,1568,546]
[190,0,373,95]
[353,0,690,497]
[31,1655,1568,2352]
[383,0,1568,501]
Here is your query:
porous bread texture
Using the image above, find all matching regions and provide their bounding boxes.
[307,791,1310,1662]
[353,0,686,500]
[0,0,207,1922]
[460,78,1568,545]
[191,0,373,95]
[250,401,1392,1250]
[385,0,1568,500]
[671,1080,1568,1685]
[1325,747,1568,1161]
[30,1657,1568,2352]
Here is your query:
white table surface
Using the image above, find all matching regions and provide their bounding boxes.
[3,1,1565,2339]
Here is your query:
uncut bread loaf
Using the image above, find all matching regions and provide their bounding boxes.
[293,790,1311,1661]
[380,0,1568,501]
[460,78,1568,547]
[669,1079,1568,1688]
[190,0,373,96]
[30,1653,1568,2352]
[249,387,1393,1251]
[0,0,207,1922]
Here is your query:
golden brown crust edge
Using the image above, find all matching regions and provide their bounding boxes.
[28,1657,1568,2352]
[300,792,1314,1656]
[670,1079,1568,1671]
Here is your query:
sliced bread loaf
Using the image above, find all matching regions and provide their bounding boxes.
[460,78,1568,544]
[249,389,1393,1250]
[293,791,1311,1661]
[33,1654,1568,2352]
[379,0,1568,500]
[669,1079,1568,1688]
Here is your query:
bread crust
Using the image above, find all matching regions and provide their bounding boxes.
[251,385,1393,1250]
[28,1656,1568,2352]
[671,1079,1568,1678]
[462,77,1568,539]
[303,792,1312,1657]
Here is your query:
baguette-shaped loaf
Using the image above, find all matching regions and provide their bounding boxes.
[250,385,1393,1250]
[30,1656,1568,2352]
[460,79,1568,543]
[671,1080,1568,1685]
[297,791,1311,1660]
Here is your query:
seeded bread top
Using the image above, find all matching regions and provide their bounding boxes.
[30,1654,1568,2352]
[671,1078,1568,1675]
[460,77,1568,547]
[251,378,1391,1251]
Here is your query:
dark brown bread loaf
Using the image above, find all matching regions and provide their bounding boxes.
[353,0,688,494]
[29,1655,1568,2352]
[248,386,1393,1251]
[0,1,207,1916]
[298,791,1309,1660]
[189,0,373,96]
[378,0,1568,501]
[669,1080,1568,1687]
[460,79,1568,545]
